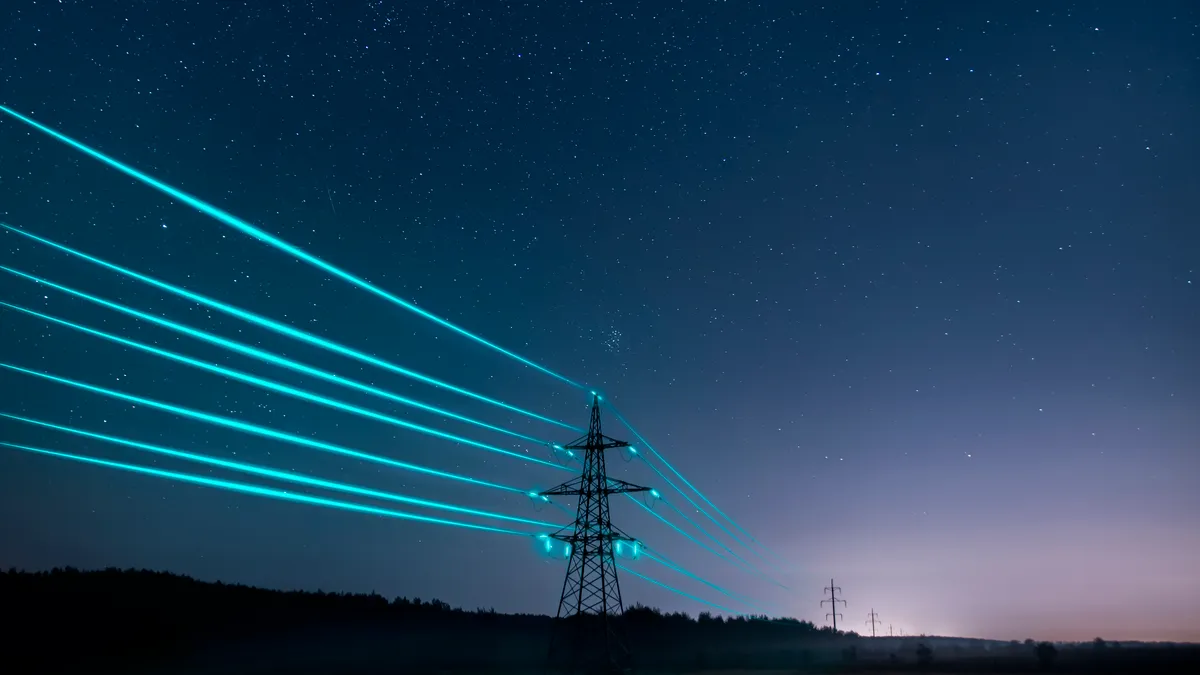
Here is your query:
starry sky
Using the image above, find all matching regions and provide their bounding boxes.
[1,0,1197,643]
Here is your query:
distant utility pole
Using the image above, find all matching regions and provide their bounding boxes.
[889,624,894,637]
[866,609,881,637]
[821,578,846,631]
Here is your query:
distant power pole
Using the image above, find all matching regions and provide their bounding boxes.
[821,578,846,631]
[889,624,894,637]
[866,609,881,637]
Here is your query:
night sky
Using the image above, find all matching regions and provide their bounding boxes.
[1,1,1197,643]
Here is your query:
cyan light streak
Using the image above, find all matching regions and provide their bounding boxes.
[616,563,738,615]
[0,225,580,433]
[625,491,784,590]
[640,480,786,590]
[0,412,560,529]
[608,401,776,563]
[634,433,758,557]
[0,106,789,604]
[623,493,727,562]
[0,300,570,473]
[559,488,762,612]
[0,105,582,390]
[0,362,521,495]
[640,546,770,615]
[658,488,753,568]
[0,107,788,569]
[3,437,742,617]
[0,442,537,538]
[0,265,552,448]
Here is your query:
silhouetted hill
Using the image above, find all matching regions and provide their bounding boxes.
[1,567,1196,674]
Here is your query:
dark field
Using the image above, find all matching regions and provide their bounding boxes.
[3,568,1195,675]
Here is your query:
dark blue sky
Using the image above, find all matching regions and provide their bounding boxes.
[1,1,1196,642]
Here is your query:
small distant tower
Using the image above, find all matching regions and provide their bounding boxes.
[866,609,881,637]
[542,394,649,673]
[821,578,846,631]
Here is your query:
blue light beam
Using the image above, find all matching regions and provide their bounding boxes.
[623,491,784,590]
[608,401,779,564]
[0,362,522,495]
[0,442,539,538]
[616,563,738,616]
[639,546,771,615]
[623,493,728,562]
[0,265,553,448]
[0,226,580,433]
[0,412,561,529]
[0,105,582,389]
[0,300,570,473]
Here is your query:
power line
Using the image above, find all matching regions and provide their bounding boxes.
[0,265,554,447]
[1,442,540,538]
[0,105,583,390]
[637,547,769,615]
[866,608,881,638]
[607,403,771,564]
[1,363,522,495]
[821,578,846,632]
[0,300,571,471]
[1,413,560,530]
[0,228,578,433]
[617,563,736,615]
[2,440,757,623]
[2,105,776,593]
[1,291,766,614]
[1,107,783,623]
[539,395,649,674]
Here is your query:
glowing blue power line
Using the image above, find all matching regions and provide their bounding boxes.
[607,401,776,563]
[624,489,788,592]
[643,483,786,588]
[639,546,770,615]
[623,493,727,562]
[0,105,582,390]
[0,265,554,448]
[616,563,738,615]
[0,300,571,473]
[658,488,753,567]
[0,442,537,538]
[0,362,521,495]
[633,431,759,556]
[0,412,561,529]
[0,227,580,433]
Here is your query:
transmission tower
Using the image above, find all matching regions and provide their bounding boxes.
[821,578,846,632]
[866,609,881,637]
[541,394,650,674]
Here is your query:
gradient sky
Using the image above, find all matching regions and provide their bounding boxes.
[1,1,1197,643]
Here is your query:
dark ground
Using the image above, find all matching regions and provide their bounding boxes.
[3,568,1195,674]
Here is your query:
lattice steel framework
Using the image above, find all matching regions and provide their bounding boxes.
[541,394,649,674]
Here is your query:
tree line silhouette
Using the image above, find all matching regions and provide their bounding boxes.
[1,566,842,673]
[2,567,1196,674]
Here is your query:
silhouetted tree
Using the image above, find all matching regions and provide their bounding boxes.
[1036,641,1058,669]
[915,642,933,667]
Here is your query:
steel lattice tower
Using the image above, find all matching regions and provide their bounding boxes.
[541,394,649,674]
